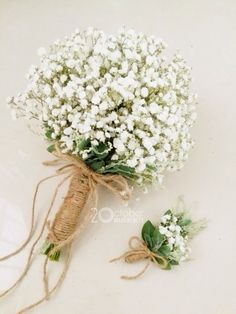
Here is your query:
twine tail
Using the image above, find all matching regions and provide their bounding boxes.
[0,174,71,298]
[0,173,63,262]
[110,252,150,280]
[0,145,131,311]
[121,260,150,280]
[17,244,72,314]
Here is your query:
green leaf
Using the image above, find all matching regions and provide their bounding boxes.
[45,128,53,140]
[143,234,153,249]
[47,144,55,153]
[142,220,155,241]
[164,262,172,270]
[117,165,135,173]
[77,139,90,150]
[89,160,105,171]
[164,209,172,215]
[92,142,108,155]
[178,218,192,226]
[170,260,179,265]
[103,164,135,178]
[158,244,171,257]
[152,229,164,248]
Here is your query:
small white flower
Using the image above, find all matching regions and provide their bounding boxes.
[64,127,73,135]
[165,230,173,238]
[140,87,149,98]
[52,109,60,117]
[66,60,75,68]
[159,226,167,235]
[161,214,171,224]
[169,224,176,232]
[168,237,175,245]
[78,91,86,99]
[92,95,100,105]
[60,75,67,83]
[175,225,182,233]
[137,163,146,172]
[44,85,51,96]
[91,105,99,115]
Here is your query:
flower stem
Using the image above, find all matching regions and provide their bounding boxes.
[41,241,61,261]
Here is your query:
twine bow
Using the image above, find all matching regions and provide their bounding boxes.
[110,236,168,279]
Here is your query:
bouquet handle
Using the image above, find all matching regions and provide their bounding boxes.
[41,172,90,261]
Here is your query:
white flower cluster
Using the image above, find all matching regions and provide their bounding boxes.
[159,211,191,262]
[8,27,197,183]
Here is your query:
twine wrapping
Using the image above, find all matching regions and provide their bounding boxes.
[110,236,168,280]
[0,145,131,313]
[42,145,131,258]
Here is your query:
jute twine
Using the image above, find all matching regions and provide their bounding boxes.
[110,236,168,279]
[0,144,131,313]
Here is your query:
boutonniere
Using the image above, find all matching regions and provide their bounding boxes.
[111,206,206,279]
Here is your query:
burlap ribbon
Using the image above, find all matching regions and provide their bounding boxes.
[110,236,168,279]
[0,145,131,313]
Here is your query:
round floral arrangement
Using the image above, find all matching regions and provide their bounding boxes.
[8,27,197,184]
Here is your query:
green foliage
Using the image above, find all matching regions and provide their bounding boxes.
[178,218,192,227]
[103,163,136,178]
[164,262,172,270]
[142,220,155,239]
[77,138,90,150]
[157,244,171,257]
[141,219,179,269]
[45,128,54,140]
[89,160,105,171]
[41,242,60,261]
[141,220,169,253]
[142,220,155,249]
[152,229,165,246]
[164,209,172,215]
[75,139,136,179]
[47,144,55,153]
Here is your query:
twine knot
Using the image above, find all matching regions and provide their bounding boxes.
[110,236,168,280]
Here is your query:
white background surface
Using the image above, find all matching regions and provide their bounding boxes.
[0,0,236,313]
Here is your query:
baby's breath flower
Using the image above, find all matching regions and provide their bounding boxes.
[8,28,197,184]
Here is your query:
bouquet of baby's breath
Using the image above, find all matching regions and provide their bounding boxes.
[8,27,196,184]
[3,28,197,312]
